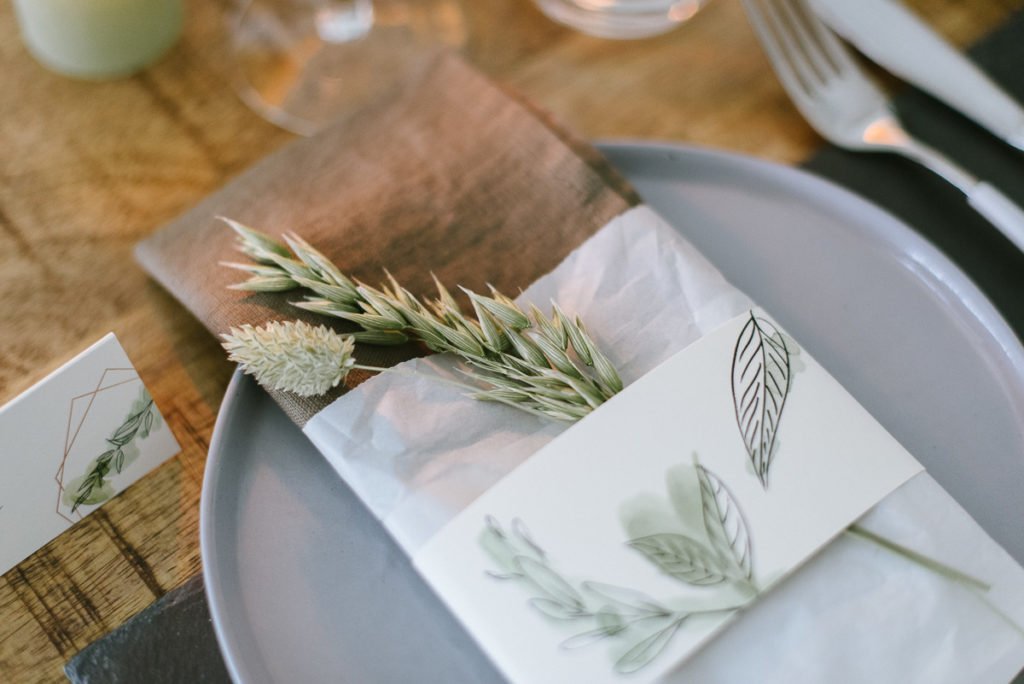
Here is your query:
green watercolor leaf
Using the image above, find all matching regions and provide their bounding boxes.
[561,613,628,650]
[511,518,546,560]
[614,617,686,674]
[141,408,154,438]
[68,475,114,512]
[530,598,585,620]
[628,533,728,586]
[66,388,155,516]
[583,582,668,616]
[595,606,624,631]
[696,464,753,583]
[514,556,584,610]
[109,412,143,444]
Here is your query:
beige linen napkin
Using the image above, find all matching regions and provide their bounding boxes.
[135,48,638,426]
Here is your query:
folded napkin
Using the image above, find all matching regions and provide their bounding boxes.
[137,47,1024,682]
[305,206,1024,682]
[136,48,637,426]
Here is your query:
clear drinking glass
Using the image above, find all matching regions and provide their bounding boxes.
[230,0,466,136]
[532,0,708,39]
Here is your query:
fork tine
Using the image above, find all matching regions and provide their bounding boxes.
[758,0,825,93]
[771,0,840,80]
[742,0,816,107]
[786,0,860,76]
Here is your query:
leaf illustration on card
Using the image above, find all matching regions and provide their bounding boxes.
[515,556,586,613]
[614,617,687,674]
[731,311,791,486]
[530,598,586,620]
[560,612,628,650]
[582,582,670,617]
[484,481,760,676]
[696,464,753,583]
[67,388,158,513]
[627,533,727,585]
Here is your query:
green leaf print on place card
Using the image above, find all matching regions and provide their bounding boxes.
[0,333,180,576]
[62,386,161,513]
[628,532,727,586]
[412,310,923,683]
[484,460,760,674]
[695,464,754,584]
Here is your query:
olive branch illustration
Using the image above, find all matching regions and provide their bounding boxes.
[68,388,159,513]
[483,462,758,674]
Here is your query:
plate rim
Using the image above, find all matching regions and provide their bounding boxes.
[200,140,1024,683]
[597,140,1024,386]
[201,369,255,684]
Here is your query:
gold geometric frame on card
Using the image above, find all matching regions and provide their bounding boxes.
[54,368,139,523]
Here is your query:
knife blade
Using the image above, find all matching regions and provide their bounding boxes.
[806,0,1024,151]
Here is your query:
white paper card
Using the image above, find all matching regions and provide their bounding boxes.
[0,333,180,575]
[414,311,923,683]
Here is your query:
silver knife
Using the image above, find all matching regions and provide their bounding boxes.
[806,0,1024,151]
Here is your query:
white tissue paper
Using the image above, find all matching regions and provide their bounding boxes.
[304,206,1024,682]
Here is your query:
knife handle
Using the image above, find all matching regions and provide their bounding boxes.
[808,0,1024,151]
[968,183,1024,254]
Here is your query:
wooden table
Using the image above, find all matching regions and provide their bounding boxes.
[0,0,1018,680]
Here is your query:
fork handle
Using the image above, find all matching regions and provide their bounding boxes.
[903,136,1024,253]
[967,183,1024,253]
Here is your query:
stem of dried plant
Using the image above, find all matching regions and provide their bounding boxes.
[220,218,622,421]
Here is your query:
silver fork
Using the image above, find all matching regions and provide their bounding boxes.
[742,0,1024,253]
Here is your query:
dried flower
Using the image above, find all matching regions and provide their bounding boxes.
[220,218,624,420]
[222,320,356,397]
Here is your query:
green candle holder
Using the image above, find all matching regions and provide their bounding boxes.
[12,0,183,80]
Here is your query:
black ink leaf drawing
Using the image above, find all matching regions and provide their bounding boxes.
[696,464,753,583]
[731,311,791,487]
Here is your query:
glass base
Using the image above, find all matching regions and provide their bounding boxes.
[533,0,706,39]
[231,0,466,136]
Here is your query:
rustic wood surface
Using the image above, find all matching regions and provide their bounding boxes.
[0,0,1018,680]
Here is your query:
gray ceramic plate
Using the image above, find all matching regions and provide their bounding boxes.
[201,142,1024,684]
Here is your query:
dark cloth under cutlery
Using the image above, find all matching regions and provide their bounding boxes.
[804,10,1024,342]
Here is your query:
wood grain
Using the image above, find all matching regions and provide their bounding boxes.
[0,0,1018,680]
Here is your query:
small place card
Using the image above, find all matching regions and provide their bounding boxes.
[0,333,179,576]
[414,311,923,683]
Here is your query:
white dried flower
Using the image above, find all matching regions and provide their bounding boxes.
[221,321,356,397]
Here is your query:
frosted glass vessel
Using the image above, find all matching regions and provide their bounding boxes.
[12,0,183,79]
